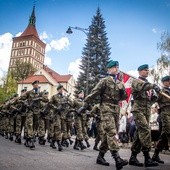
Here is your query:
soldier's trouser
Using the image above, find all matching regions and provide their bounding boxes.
[38,116,45,137]
[25,111,34,138]
[99,114,119,153]
[156,108,170,151]
[33,114,39,136]
[53,115,62,141]
[15,114,22,135]
[8,117,14,134]
[95,121,104,143]
[48,119,53,138]
[21,115,27,134]
[66,121,73,139]
[81,120,89,140]
[131,111,151,153]
[61,119,67,140]
[74,117,83,141]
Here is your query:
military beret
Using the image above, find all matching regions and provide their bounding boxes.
[13,93,18,97]
[57,84,63,90]
[106,60,119,68]
[32,80,39,85]
[161,75,170,82]
[21,88,27,92]
[137,64,149,71]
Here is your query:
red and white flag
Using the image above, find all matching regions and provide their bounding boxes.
[118,71,134,109]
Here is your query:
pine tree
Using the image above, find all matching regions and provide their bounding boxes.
[76,7,111,96]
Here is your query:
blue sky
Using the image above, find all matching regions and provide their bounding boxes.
[0,0,170,79]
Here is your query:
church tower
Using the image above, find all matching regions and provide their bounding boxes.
[8,6,46,73]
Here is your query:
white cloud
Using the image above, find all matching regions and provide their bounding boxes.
[50,37,70,51]
[152,28,157,34]
[68,58,81,80]
[15,32,22,37]
[0,32,13,77]
[44,55,52,66]
[40,31,48,40]
[45,44,52,53]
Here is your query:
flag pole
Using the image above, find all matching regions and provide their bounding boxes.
[119,70,170,100]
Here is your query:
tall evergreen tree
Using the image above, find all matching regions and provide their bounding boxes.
[76,7,111,96]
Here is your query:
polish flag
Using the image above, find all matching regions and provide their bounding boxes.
[118,71,134,109]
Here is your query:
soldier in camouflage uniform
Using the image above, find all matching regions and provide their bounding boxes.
[80,60,128,169]
[49,84,64,151]
[38,91,49,145]
[152,75,170,164]
[20,80,41,149]
[72,90,87,150]
[14,89,28,144]
[129,64,160,167]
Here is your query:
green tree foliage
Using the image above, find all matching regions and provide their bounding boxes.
[11,59,36,81]
[150,32,170,84]
[76,7,111,96]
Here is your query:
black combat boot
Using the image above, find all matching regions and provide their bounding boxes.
[129,151,143,166]
[5,132,8,139]
[93,142,100,151]
[152,149,164,164]
[78,140,86,150]
[73,138,79,150]
[85,139,90,148]
[15,135,22,144]
[9,133,13,141]
[47,136,52,143]
[57,140,63,151]
[38,137,46,145]
[143,151,159,167]
[50,140,56,149]
[96,151,110,166]
[24,137,30,147]
[111,151,128,170]
[29,138,35,149]
[69,138,73,145]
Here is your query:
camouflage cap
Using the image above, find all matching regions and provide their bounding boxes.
[161,75,170,82]
[137,64,149,71]
[106,60,119,68]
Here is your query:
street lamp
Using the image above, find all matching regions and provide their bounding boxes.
[66,26,90,96]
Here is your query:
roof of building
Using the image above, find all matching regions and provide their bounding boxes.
[43,65,72,83]
[19,75,51,84]
[20,6,39,38]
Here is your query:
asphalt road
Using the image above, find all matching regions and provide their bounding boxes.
[0,136,170,170]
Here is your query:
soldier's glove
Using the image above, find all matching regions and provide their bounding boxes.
[40,111,46,117]
[153,84,161,93]
[119,89,125,98]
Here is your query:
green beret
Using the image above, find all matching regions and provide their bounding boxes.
[161,75,170,82]
[107,60,119,68]
[32,80,39,85]
[57,84,63,90]
[137,64,149,71]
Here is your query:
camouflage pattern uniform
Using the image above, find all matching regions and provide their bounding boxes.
[131,78,157,153]
[152,85,170,163]
[84,75,128,168]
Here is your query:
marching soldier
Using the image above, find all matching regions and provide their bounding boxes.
[152,75,170,163]
[20,80,40,149]
[128,64,160,167]
[49,84,64,151]
[80,60,128,169]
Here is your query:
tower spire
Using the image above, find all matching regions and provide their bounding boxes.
[29,5,36,27]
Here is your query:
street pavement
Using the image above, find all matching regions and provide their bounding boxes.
[0,135,170,170]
